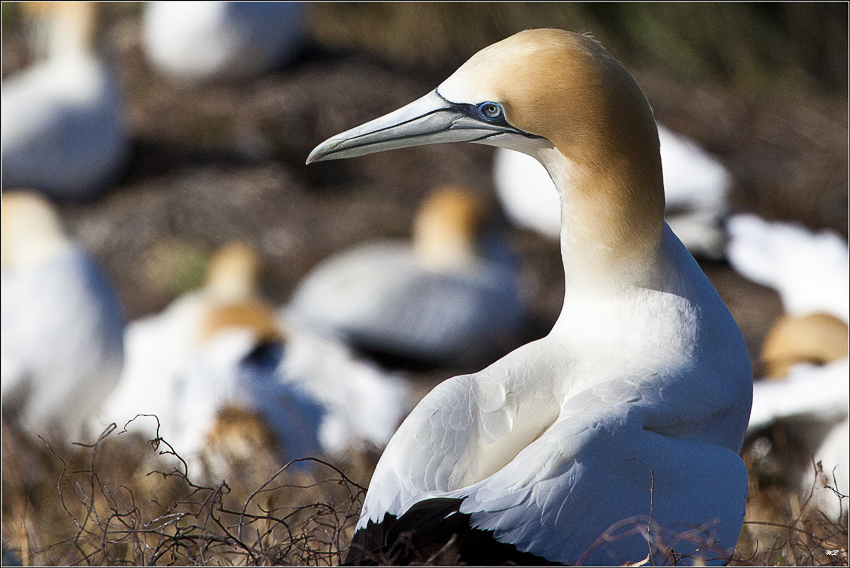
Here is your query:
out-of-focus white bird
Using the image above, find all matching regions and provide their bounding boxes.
[286,186,525,367]
[161,302,318,481]
[97,242,409,481]
[1,2,129,199]
[493,124,731,259]
[1,191,125,440]
[726,214,849,323]
[96,242,270,438]
[142,1,305,83]
[732,217,850,520]
[165,309,410,482]
[748,355,849,521]
[276,317,410,458]
[748,357,848,433]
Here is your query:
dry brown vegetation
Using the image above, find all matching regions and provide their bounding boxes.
[1,418,371,566]
[2,417,846,566]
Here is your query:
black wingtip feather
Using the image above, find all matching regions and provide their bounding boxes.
[343,497,559,566]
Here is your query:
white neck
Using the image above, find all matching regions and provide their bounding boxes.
[537,147,666,301]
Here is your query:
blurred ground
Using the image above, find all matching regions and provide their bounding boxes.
[1,2,848,565]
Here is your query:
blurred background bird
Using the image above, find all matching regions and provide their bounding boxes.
[0,2,846,564]
[96,241,409,482]
[1,190,125,441]
[729,217,849,521]
[286,186,525,368]
[141,1,305,84]
[1,2,130,199]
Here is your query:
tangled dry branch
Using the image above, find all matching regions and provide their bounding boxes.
[2,418,368,566]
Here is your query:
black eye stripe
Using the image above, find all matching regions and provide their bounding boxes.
[433,90,543,140]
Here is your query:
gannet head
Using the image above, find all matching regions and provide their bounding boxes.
[759,312,849,379]
[204,242,262,303]
[200,242,283,345]
[308,29,666,286]
[1,190,70,271]
[22,1,100,61]
[199,300,284,346]
[412,186,486,270]
[308,29,660,185]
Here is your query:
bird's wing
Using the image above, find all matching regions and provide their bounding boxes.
[359,370,747,564]
[358,339,564,526]
[456,378,748,565]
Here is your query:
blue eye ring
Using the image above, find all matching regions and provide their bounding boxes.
[477,102,504,122]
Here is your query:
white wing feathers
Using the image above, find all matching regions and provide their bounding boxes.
[360,341,563,526]
[361,356,748,563]
[458,386,747,564]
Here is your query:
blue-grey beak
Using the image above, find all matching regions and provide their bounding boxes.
[306,90,527,164]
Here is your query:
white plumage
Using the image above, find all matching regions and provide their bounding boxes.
[354,230,750,564]
[493,124,731,259]
[1,191,125,440]
[308,29,752,565]
[159,302,409,481]
[96,287,212,438]
[142,1,305,83]
[748,359,849,432]
[1,2,129,199]
[97,243,408,479]
[287,187,524,366]
[727,213,849,323]
[277,319,410,457]
[732,216,849,520]
[748,359,849,520]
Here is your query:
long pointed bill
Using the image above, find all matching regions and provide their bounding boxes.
[307,90,523,164]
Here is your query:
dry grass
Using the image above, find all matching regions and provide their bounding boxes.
[734,486,848,566]
[733,432,849,566]
[3,416,846,566]
[1,418,370,566]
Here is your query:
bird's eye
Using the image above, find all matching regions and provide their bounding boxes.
[478,102,504,121]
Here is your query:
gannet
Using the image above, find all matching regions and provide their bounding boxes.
[286,186,525,367]
[307,29,752,565]
[97,243,408,475]
[161,304,320,481]
[493,125,731,259]
[95,242,266,439]
[1,2,129,199]
[747,353,849,521]
[1,191,125,440]
[164,291,410,483]
[731,218,850,520]
[166,305,412,470]
[142,1,305,83]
